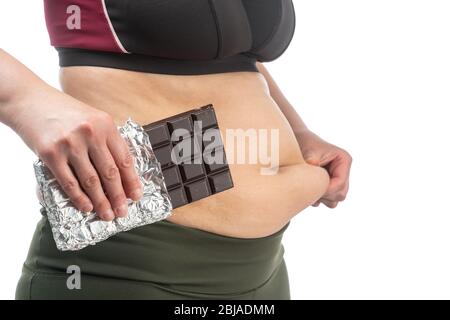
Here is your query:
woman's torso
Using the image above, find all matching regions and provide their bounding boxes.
[59,67,330,238]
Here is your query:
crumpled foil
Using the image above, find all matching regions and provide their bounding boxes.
[33,119,173,251]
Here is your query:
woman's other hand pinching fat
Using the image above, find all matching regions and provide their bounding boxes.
[13,86,143,221]
[296,130,352,209]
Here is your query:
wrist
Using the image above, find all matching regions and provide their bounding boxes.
[293,127,313,141]
[1,82,52,133]
[293,128,324,150]
[0,91,24,130]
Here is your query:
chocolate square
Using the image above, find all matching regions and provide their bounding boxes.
[193,107,218,129]
[145,124,171,147]
[152,144,173,168]
[209,171,233,193]
[162,166,182,189]
[185,179,211,202]
[168,188,189,208]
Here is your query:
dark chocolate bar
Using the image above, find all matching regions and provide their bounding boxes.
[143,105,233,208]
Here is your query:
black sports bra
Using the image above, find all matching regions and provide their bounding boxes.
[44,0,296,75]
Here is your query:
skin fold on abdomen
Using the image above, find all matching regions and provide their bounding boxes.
[59,67,330,238]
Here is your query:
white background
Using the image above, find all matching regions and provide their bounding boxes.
[1,0,450,300]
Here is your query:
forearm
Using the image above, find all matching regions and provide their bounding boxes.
[257,62,309,136]
[0,49,53,130]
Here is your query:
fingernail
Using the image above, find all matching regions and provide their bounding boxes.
[115,203,128,217]
[130,188,143,201]
[103,208,115,221]
[81,204,93,212]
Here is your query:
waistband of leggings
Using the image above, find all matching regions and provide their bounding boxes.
[24,209,289,295]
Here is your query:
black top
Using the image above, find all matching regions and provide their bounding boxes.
[44,0,296,75]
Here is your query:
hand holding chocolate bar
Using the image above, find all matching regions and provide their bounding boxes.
[34,105,233,251]
[34,119,173,251]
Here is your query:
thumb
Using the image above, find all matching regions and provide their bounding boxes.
[303,151,321,166]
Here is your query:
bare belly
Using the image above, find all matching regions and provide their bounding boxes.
[59,67,330,238]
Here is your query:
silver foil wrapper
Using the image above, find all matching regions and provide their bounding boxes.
[34,119,173,251]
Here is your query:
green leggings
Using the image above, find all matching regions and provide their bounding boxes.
[16,208,290,300]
